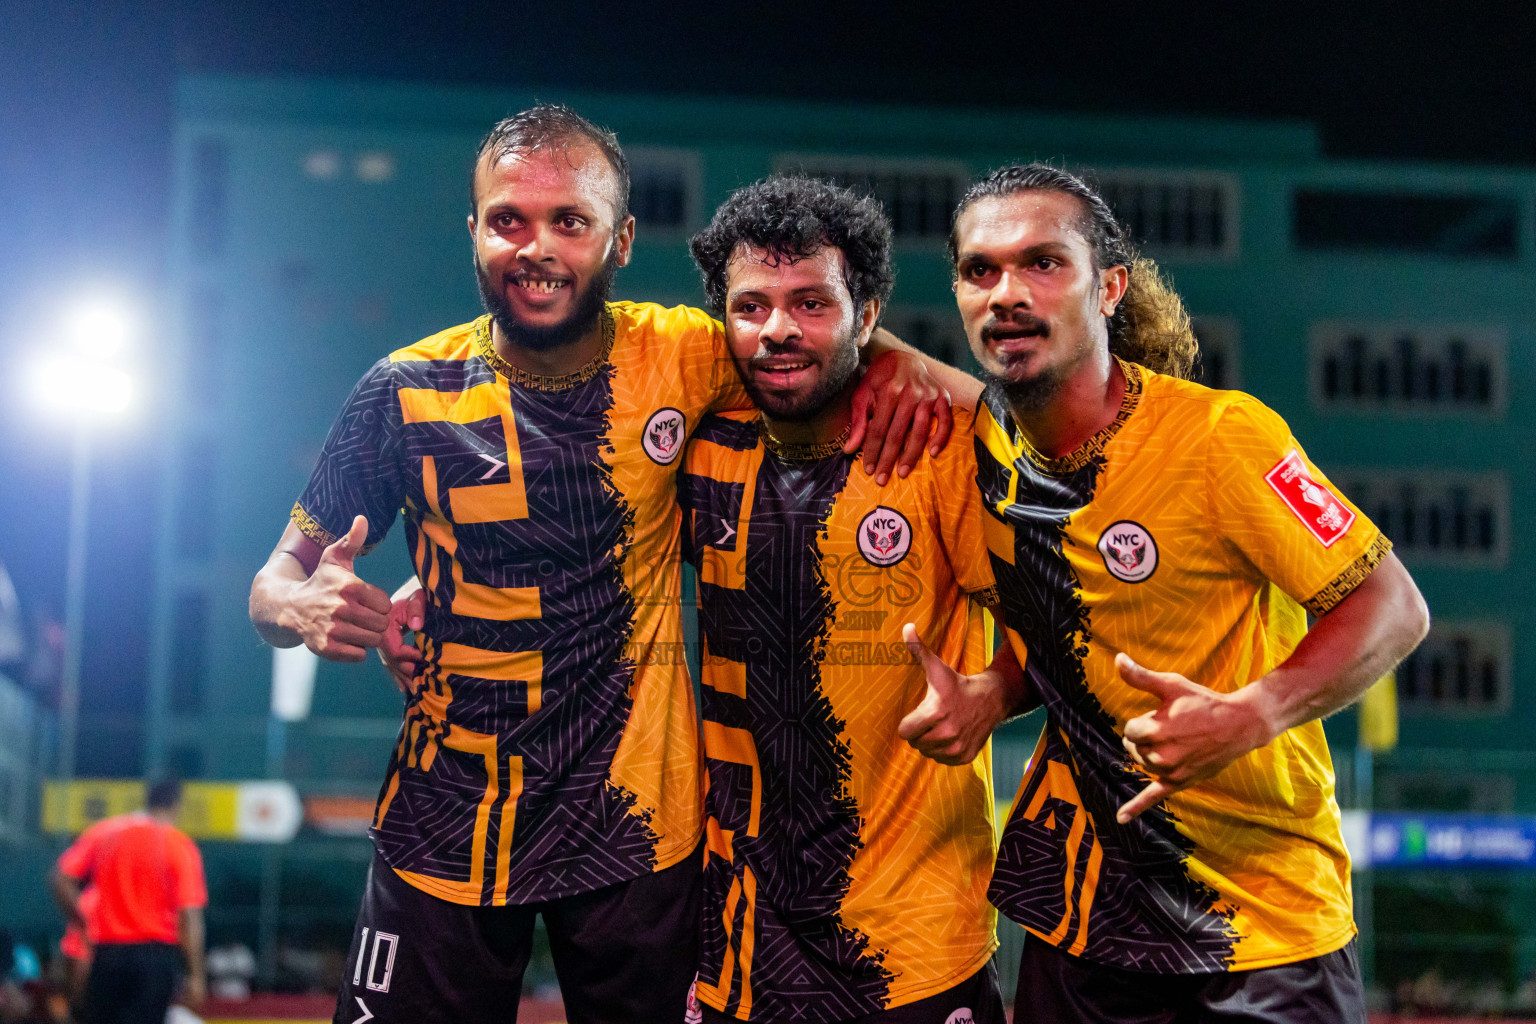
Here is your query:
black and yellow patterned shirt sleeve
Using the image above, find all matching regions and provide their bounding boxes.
[292,357,405,552]
[927,404,997,604]
[1205,397,1390,616]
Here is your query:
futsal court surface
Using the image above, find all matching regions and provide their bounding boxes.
[197,995,1518,1024]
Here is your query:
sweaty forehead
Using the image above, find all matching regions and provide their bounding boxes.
[475,142,621,213]
[726,244,850,296]
[958,190,1091,254]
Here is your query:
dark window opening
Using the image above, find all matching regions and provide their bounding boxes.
[786,161,963,241]
[1315,329,1502,411]
[1397,627,1507,711]
[1294,189,1518,259]
[1341,473,1504,563]
[630,166,689,229]
[1100,178,1230,253]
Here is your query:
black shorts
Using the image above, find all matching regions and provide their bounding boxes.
[698,959,1006,1024]
[81,942,182,1024]
[1014,932,1365,1024]
[335,845,702,1024]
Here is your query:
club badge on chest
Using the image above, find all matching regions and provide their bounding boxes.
[642,407,686,465]
[1097,520,1158,583]
[858,506,912,567]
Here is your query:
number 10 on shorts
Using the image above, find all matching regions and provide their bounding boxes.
[353,928,399,993]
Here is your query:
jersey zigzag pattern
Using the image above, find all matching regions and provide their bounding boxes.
[978,360,1389,973]
[292,302,745,906]
[683,406,999,1022]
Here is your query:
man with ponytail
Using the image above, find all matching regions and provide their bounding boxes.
[901,164,1430,1022]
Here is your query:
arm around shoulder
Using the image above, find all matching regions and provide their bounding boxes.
[865,328,984,409]
[850,328,984,484]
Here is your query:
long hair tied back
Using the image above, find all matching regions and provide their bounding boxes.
[949,164,1199,381]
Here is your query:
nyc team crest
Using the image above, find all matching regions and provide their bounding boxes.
[858,507,912,567]
[1097,520,1158,583]
[642,407,686,465]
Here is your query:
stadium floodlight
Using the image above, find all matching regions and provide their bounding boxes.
[63,299,134,356]
[28,292,138,419]
[29,354,134,416]
[28,296,141,789]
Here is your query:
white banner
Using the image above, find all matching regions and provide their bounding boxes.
[271,644,318,722]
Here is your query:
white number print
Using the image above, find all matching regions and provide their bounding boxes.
[351,927,399,994]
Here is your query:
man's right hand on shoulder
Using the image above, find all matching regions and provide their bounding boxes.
[258,515,393,662]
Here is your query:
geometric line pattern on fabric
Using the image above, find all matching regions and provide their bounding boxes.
[689,447,895,1021]
[297,328,665,906]
[977,381,1240,974]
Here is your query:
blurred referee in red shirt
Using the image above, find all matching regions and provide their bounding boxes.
[52,779,208,1024]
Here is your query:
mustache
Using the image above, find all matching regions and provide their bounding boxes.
[981,315,1051,342]
[748,343,820,368]
[507,264,570,282]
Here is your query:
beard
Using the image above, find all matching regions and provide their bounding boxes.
[474,245,619,353]
[976,314,1093,412]
[981,361,1072,412]
[737,322,863,423]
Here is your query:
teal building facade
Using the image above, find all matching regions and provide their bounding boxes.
[136,75,1536,989]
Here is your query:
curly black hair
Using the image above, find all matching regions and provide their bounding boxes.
[690,175,894,316]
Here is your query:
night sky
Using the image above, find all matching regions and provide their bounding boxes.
[2,0,1532,735]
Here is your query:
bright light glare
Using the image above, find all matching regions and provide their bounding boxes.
[64,302,134,355]
[29,354,133,417]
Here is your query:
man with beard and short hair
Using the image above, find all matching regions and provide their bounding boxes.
[678,175,1017,1024]
[903,163,1430,1023]
[249,107,963,1024]
[467,114,626,356]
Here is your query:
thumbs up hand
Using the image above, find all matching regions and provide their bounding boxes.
[289,515,393,662]
[319,514,369,572]
[1115,653,1278,824]
[898,623,1025,766]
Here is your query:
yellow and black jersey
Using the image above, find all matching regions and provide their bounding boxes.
[976,359,1390,973]
[292,301,748,907]
[680,404,1000,1022]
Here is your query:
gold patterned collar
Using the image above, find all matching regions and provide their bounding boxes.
[472,307,615,391]
[760,420,853,462]
[1013,358,1144,474]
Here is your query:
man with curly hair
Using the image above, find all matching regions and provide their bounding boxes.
[903,163,1430,1022]
[679,175,1015,1024]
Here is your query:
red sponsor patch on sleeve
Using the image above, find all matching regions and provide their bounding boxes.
[1264,450,1355,547]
